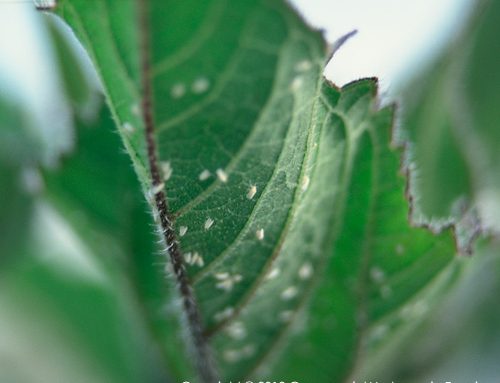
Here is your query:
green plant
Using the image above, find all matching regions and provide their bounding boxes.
[1,0,499,382]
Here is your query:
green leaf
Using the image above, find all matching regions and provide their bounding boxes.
[356,1,500,377]
[0,92,58,169]
[0,104,175,383]
[0,97,35,263]
[53,1,456,381]
[0,162,33,263]
[0,206,165,383]
[367,240,500,382]
[0,7,98,170]
[398,0,500,236]
[42,104,196,380]
[45,14,96,116]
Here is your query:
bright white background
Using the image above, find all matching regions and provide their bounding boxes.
[291,0,475,92]
[0,0,475,105]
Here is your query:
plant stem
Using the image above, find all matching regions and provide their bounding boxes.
[136,0,218,381]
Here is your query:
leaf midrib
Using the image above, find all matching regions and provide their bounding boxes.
[202,58,327,340]
[241,93,361,377]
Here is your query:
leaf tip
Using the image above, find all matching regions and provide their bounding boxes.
[326,29,358,64]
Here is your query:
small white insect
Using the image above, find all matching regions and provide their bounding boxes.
[192,77,210,94]
[301,175,310,192]
[281,286,298,300]
[370,266,385,284]
[291,76,303,91]
[256,228,264,240]
[184,251,205,267]
[216,280,232,291]
[226,321,247,340]
[294,60,312,72]
[170,83,186,99]
[216,168,228,183]
[247,185,257,200]
[214,307,234,322]
[184,252,193,264]
[204,217,214,230]
[161,161,173,181]
[122,122,135,133]
[192,252,204,267]
[131,103,140,116]
[298,262,313,280]
[234,274,244,282]
[151,182,165,195]
[199,169,211,181]
[214,272,230,280]
[266,267,280,280]
[215,273,242,291]
[179,226,188,236]
[223,349,241,363]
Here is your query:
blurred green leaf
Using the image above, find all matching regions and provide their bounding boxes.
[45,14,95,115]
[399,0,500,236]
[0,162,33,262]
[42,104,195,380]
[0,105,173,383]
[403,241,500,383]
[0,98,36,166]
[0,97,35,262]
[371,0,500,378]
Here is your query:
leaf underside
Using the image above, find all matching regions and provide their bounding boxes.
[54,0,456,381]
